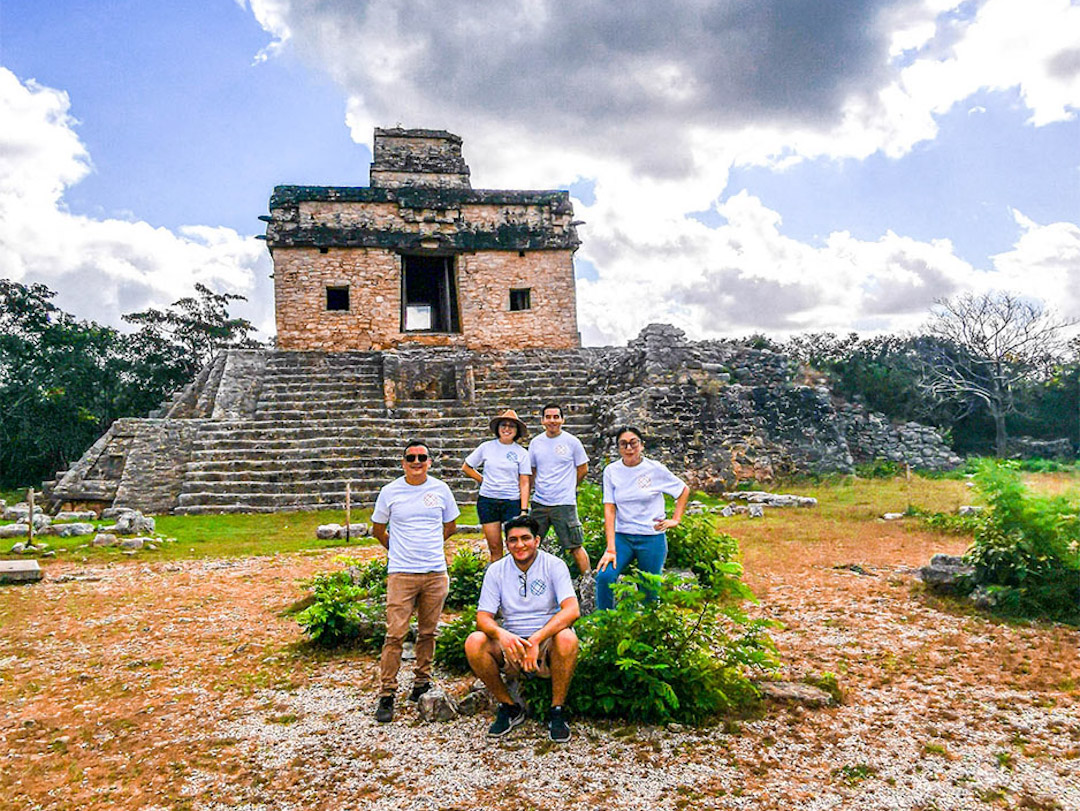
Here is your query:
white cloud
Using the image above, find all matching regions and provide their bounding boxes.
[0,68,272,335]
[242,0,1079,344]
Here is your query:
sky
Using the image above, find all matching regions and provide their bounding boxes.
[0,0,1077,347]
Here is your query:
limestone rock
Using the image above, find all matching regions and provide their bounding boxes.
[53,523,96,538]
[119,537,145,550]
[575,570,596,616]
[3,505,42,522]
[316,524,341,540]
[55,511,98,522]
[417,688,458,722]
[456,688,493,717]
[92,533,118,547]
[0,524,29,539]
[757,681,834,708]
[748,504,765,518]
[882,513,904,521]
[338,523,370,539]
[101,507,136,520]
[455,524,482,534]
[10,542,26,554]
[722,491,817,508]
[919,553,974,591]
[0,560,43,585]
[957,505,984,516]
[114,512,155,535]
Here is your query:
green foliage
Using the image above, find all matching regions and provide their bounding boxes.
[434,608,476,673]
[0,279,262,488]
[961,461,1080,624]
[557,572,776,725]
[908,506,981,536]
[574,479,608,564]
[804,671,844,704]
[855,459,905,479]
[666,513,742,589]
[294,568,386,649]
[446,547,486,609]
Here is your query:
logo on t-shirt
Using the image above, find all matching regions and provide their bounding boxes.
[554,443,569,457]
[422,492,441,508]
[530,579,547,596]
[636,474,652,489]
[506,450,519,462]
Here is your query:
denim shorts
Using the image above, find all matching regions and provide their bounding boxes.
[476,494,522,525]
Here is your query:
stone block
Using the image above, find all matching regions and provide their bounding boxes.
[0,524,29,539]
[757,681,834,708]
[316,524,341,540]
[417,688,458,722]
[92,533,118,547]
[53,523,96,538]
[55,511,98,522]
[0,560,42,585]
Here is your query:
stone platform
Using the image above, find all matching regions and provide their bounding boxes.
[47,326,960,515]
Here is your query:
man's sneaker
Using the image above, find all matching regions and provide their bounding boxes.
[548,705,571,743]
[408,682,432,702]
[374,695,394,723]
[487,702,526,737]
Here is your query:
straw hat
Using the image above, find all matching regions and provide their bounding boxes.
[489,409,529,439]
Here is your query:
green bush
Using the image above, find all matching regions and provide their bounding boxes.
[446,547,487,609]
[961,461,1080,624]
[666,513,741,589]
[294,569,386,649]
[908,506,980,536]
[434,608,476,673]
[555,572,776,724]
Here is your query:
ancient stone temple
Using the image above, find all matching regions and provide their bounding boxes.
[266,128,581,352]
[47,130,960,515]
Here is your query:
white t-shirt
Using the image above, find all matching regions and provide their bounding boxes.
[602,458,687,536]
[465,439,530,500]
[477,549,576,637]
[371,475,460,573]
[528,430,588,506]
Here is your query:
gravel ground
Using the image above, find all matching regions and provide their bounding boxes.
[3,537,1078,810]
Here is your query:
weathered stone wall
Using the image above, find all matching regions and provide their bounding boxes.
[274,247,579,351]
[370,128,471,189]
[52,418,205,512]
[1005,436,1075,460]
[835,403,962,470]
[585,324,958,491]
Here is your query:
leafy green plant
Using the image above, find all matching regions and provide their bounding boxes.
[960,460,1080,624]
[446,547,486,609]
[434,608,476,673]
[666,513,741,588]
[294,569,385,649]
[855,459,905,479]
[908,507,981,536]
[569,572,776,724]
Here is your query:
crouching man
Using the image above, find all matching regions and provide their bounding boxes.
[465,514,580,742]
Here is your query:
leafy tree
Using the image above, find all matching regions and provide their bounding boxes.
[0,279,263,488]
[122,282,261,378]
[919,292,1074,456]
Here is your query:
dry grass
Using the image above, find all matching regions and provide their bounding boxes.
[1,474,1078,810]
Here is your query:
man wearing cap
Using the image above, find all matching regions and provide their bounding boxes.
[462,409,531,561]
[528,403,591,575]
[465,513,580,743]
[371,439,460,723]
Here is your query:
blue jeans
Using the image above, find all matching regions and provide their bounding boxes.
[595,531,667,610]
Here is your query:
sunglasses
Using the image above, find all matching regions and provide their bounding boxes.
[404,453,430,462]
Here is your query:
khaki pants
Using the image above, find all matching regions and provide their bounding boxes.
[379,572,449,697]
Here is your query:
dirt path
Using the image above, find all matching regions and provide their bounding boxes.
[2,514,1078,810]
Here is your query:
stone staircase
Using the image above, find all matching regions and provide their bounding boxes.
[173,350,598,513]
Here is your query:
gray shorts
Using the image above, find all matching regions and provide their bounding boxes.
[531,502,585,550]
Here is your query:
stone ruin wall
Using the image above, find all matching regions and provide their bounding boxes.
[584,324,960,491]
[273,247,578,352]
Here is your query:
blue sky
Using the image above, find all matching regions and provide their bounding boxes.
[0,0,1077,345]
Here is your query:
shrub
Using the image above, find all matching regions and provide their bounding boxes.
[294,569,386,649]
[855,459,905,479]
[563,572,777,725]
[666,513,741,589]
[446,547,486,609]
[434,608,476,673]
[961,461,1080,624]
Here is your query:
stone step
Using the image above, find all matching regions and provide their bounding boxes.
[189,422,595,445]
[180,470,476,489]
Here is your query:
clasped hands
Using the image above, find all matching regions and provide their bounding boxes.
[498,629,540,672]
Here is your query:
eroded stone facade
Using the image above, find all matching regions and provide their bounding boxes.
[266,128,581,351]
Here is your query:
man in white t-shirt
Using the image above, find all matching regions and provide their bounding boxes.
[464,514,580,743]
[528,403,591,575]
[371,440,460,723]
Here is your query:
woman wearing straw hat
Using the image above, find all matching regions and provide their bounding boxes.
[463,409,531,561]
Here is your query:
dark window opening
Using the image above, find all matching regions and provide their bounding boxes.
[509,288,531,311]
[326,286,350,311]
[401,255,460,332]
[319,247,330,254]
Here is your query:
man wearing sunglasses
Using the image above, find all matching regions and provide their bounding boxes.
[464,514,580,742]
[371,440,460,723]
